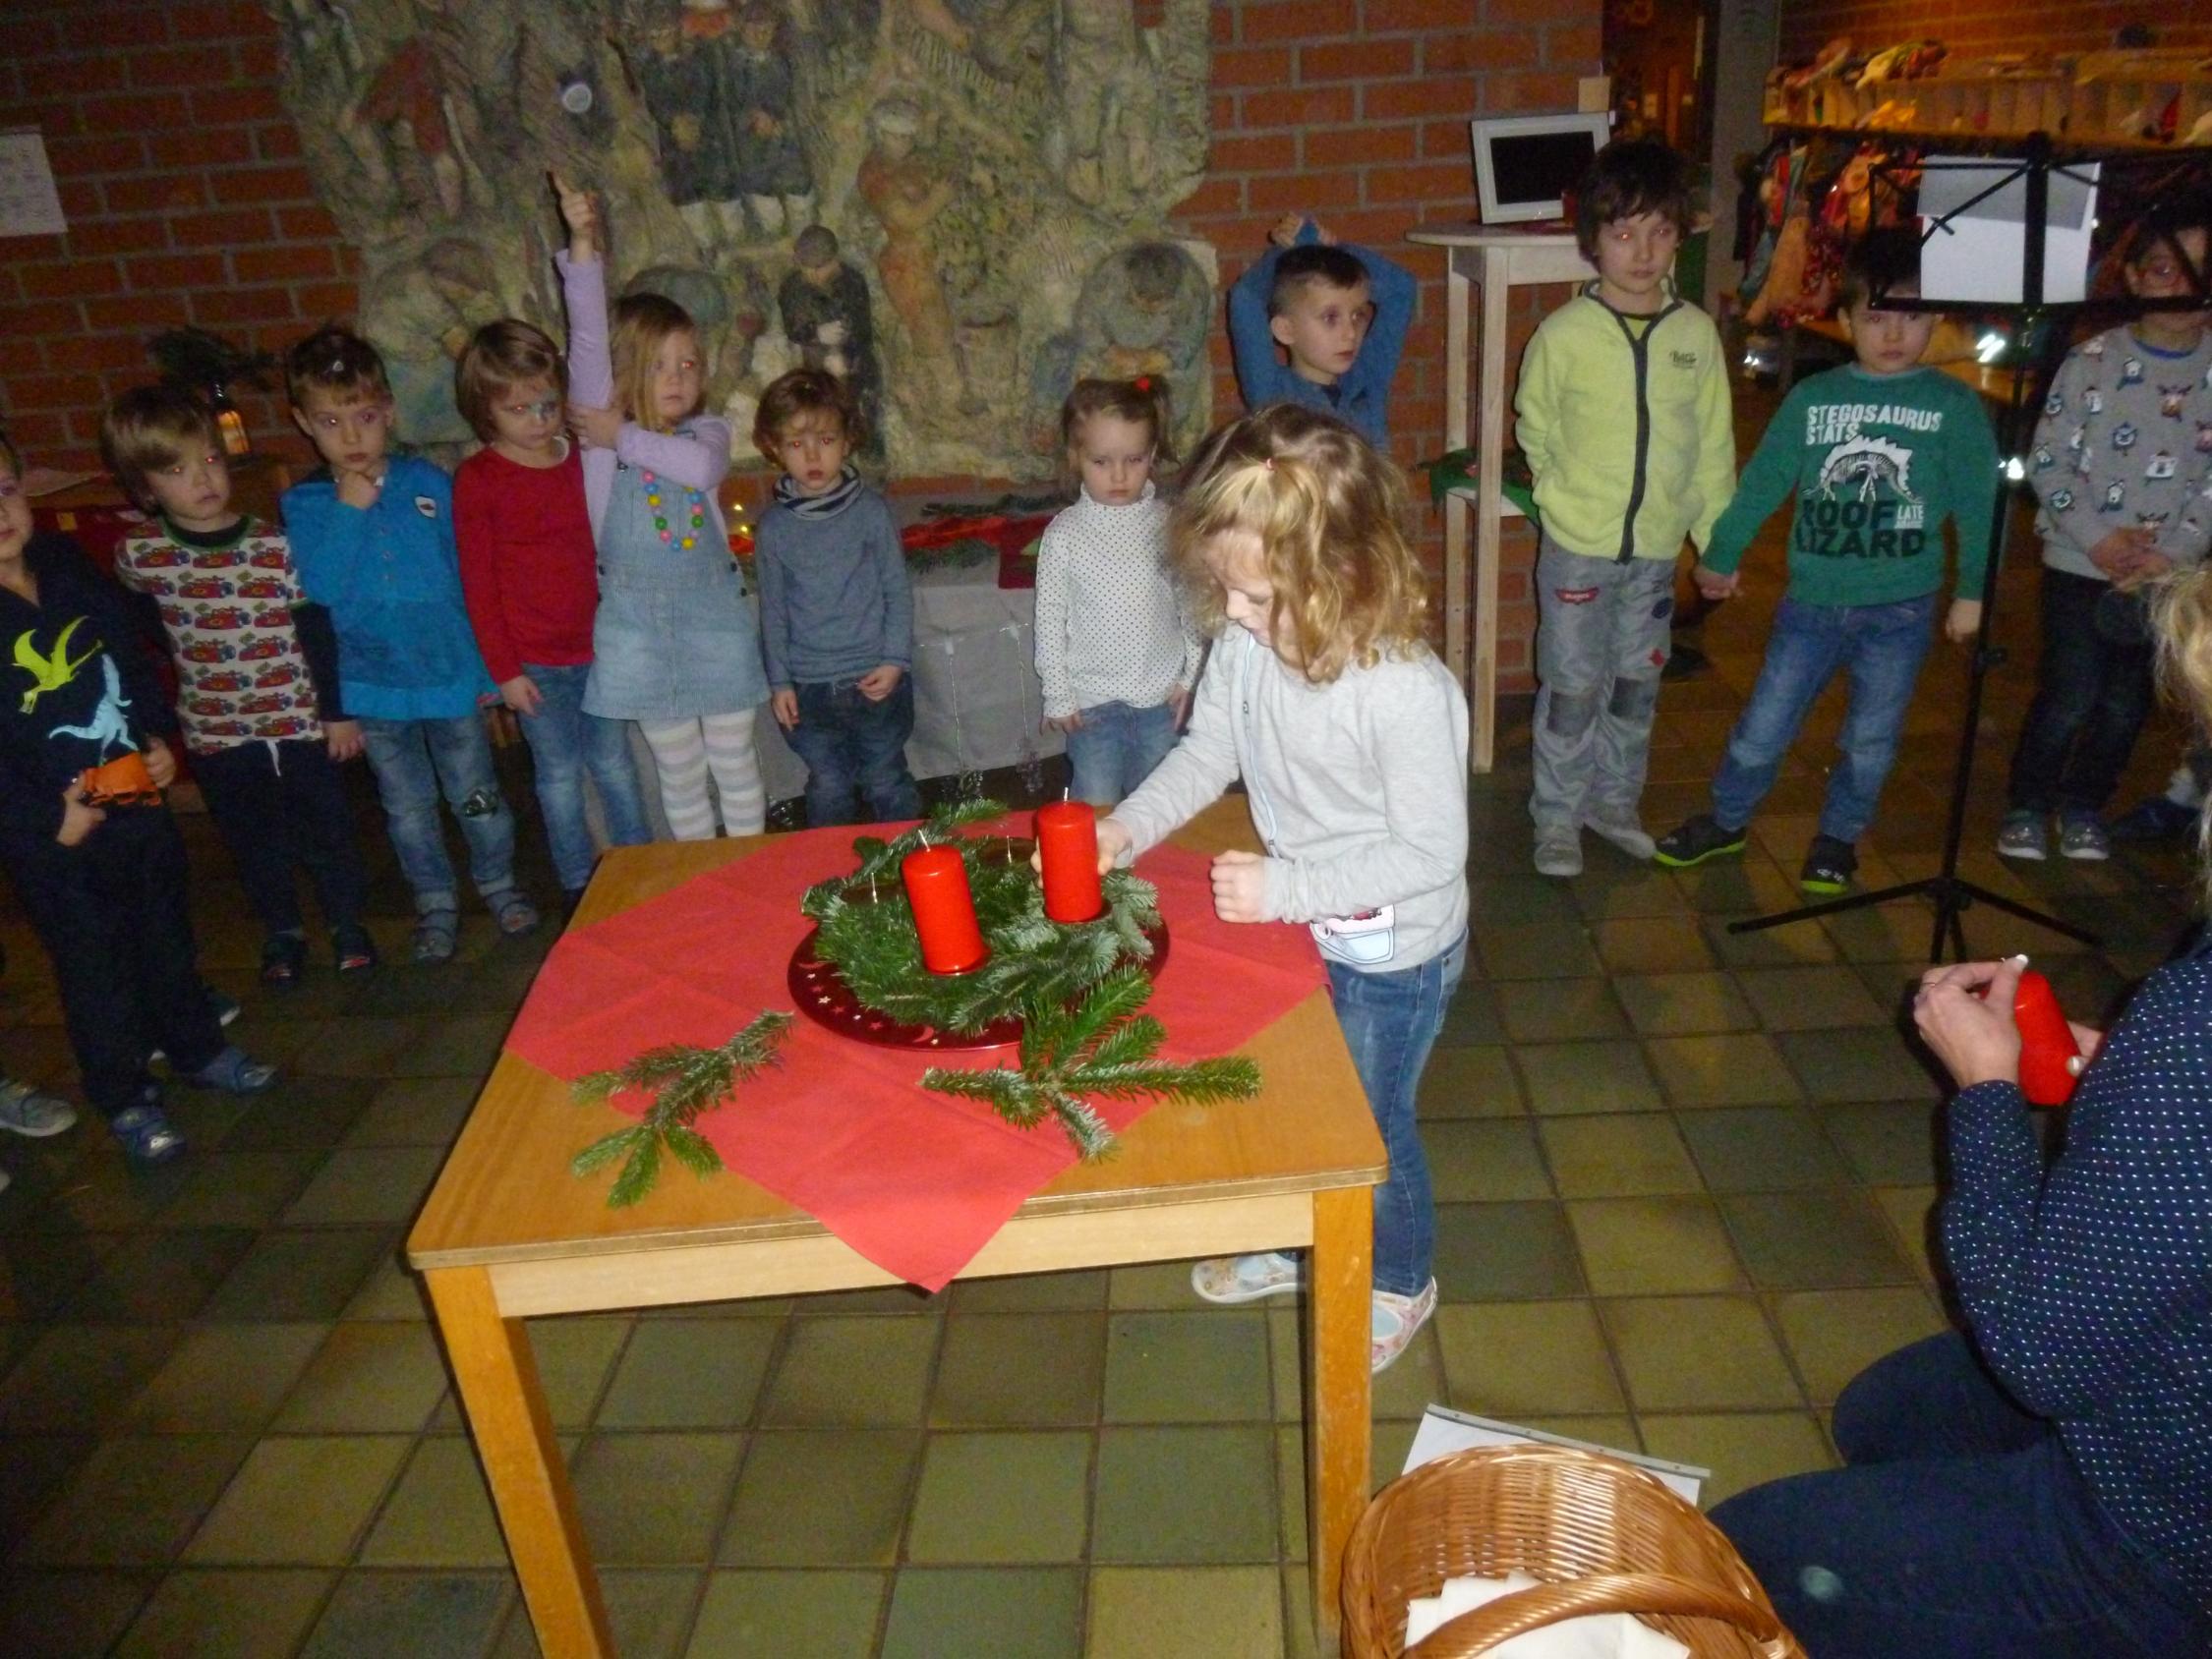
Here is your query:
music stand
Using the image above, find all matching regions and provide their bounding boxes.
[1727,133,2212,961]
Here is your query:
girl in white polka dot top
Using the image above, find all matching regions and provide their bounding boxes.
[1033,378,1202,808]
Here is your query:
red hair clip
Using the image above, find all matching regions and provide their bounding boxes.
[1133,375,1151,391]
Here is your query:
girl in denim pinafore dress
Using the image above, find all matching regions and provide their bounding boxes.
[556,177,769,837]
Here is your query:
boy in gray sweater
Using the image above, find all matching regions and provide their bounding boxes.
[2001,205,2212,863]
[752,370,921,826]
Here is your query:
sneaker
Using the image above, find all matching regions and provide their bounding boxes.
[332,923,378,975]
[1581,814,1657,861]
[1996,811,2049,861]
[1653,814,1748,869]
[1533,827,1583,878]
[151,988,241,1063]
[2058,814,2111,862]
[1191,1251,1301,1304]
[1370,1279,1438,1374]
[0,1078,77,1138]
[179,1045,279,1096]
[260,931,308,989]
[111,1097,187,1166]
[1800,834,1858,894]
[2110,796,2200,843]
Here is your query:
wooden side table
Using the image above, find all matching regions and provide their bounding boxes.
[1406,224,1593,772]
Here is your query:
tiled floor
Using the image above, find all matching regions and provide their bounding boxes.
[0,450,2201,1655]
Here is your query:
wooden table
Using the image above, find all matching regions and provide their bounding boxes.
[407,799,1387,1656]
[1407,224,1595,773]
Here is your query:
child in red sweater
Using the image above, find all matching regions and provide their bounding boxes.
[453,320,651,905]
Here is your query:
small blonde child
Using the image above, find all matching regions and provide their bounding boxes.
[1093,405,1471,1373]
[553,173,769,839]
[1034,376,1201,808]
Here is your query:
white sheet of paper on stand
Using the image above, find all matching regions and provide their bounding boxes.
[1403,1570,1691,1656]
[1403,1405,1708,1505]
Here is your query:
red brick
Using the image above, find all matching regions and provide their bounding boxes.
[7,372,106,413]
[209,165,316,206]
[1209,92,1240,131]
[191,285,297,325]
[1423,119,1476,158]
[42,332,150,373]
[1485,0,1568,22]
[1304,123,1419,166]
[1243,85,1358,128]
[291,282,362,320]
[3,412,71,452]
[277,205,342,242]
[1239,1,1359,43]
[233,244,335,284]
[1426,31,1537,73]
[56,182,102,222]
[1362,77,1478,121]
[66,217,169,257]
[191,86,284,125]
[1249,169,1360,212]
[173,3,271,42]
[1213,46,1294,86]
[39,52,128,93]
[235,37,281,80]
[171,208,273,248]
[147,128,256,170]
[1542,22,1601,66]
[11,101,83,139]
[79,91,191,133]
[1207,2,1234,41]
[1208,133,1292,173]
[67,7,172,51]
[1363,159,1472,205]
[254,124,303,162]
[128,45,236,87]
[20,259,119,300]
[1367,0,1477,28]
[126,252,227,290]
[1178,177,1245,217]
[1478,72,1582,113]
[104,175,204,214]
[1316,207,1447,247]
[0,301,82,338]
[84,293,189,332]
[1298,38,1417,81]
[45,135,146,177]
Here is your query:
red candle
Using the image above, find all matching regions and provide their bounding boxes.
[2014,969,2080,1107]
[902,845,989,974]
[1036,801,1104,923]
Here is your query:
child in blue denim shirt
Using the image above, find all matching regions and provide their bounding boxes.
[282,326,538,963]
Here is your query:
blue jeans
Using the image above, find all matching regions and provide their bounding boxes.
[2007,568,2157,816]
[358,713,518,914]
[1711,594,1936,845]
[518,664,651,892]
[1712,1334,2207,1657]
[1327,931,1467,1298]
[786,676,922,828]
[1065,700,1180,808]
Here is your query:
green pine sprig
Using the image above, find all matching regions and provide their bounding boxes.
[922,970,1261,1160]
[569,1012,793,1207]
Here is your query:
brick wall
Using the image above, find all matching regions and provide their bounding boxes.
[1780,3,2212,64]
[0,0,1602,687]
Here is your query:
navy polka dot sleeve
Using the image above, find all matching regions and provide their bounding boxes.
[1943,949,2212,1605]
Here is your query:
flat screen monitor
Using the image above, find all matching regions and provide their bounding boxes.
[1470,112,1611,225]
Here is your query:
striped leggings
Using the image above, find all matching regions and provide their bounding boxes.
[639,711,765,839]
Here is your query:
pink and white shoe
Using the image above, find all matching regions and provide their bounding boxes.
[1370,1279,1437,1373]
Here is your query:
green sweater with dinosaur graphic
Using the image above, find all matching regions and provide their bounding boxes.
[1700,364,2001,607]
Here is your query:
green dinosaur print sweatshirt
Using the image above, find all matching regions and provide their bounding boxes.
[1700,363,2002,607]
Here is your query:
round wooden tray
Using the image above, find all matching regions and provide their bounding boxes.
[786,850,1170,1054]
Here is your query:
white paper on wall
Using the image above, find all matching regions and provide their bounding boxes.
[0,129,66,237]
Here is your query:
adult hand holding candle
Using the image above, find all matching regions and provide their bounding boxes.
[2014,968,2081,1107]
[1036,800,1105,923]
[902,845,989,974]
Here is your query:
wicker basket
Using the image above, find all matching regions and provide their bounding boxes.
[1340,1446,1805,1658]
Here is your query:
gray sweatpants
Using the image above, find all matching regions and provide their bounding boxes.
[1530,538,1674,831]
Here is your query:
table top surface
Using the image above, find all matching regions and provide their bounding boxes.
[407,798,1385,1273]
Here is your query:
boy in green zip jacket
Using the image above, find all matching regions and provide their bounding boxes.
[1517,139,1736,878]
[1654,228,1999,893]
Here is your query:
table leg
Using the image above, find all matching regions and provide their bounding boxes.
[1473,259,1511,774]
[1307,1184,1373,1644]
[426,1266,614,1659]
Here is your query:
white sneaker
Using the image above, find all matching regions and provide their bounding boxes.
[0,1079,76,1138]
[1534,828,1583,878]
[1371,1280,1438,1373]
[1582,815,1657,861]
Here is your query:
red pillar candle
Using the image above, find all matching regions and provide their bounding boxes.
[1036,801,1104,923]
[2014,969,2081,1107]
[902,845,989,974]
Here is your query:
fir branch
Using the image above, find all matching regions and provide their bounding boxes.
[569,1012,791,1206]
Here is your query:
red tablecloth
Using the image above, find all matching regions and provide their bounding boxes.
[502,824,1327,1289]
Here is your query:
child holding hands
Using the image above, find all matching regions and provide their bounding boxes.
[1655,229,2000,893]
[750,368,921,827]
[1093,405,1470,1373]
[1034,376,1200,807]
[453,319,651,906]
[555,173,770,839]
